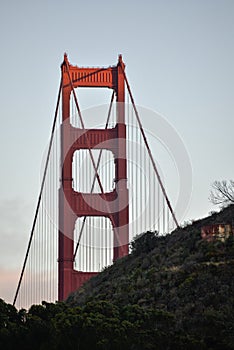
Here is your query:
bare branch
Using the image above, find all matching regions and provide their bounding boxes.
[209,180,234,207]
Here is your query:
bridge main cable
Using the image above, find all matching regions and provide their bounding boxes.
[13,78,63,306]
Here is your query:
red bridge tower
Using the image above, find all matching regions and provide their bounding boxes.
[58,55,129,301]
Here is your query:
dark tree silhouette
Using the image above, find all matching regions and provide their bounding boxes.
[209,180,234,206]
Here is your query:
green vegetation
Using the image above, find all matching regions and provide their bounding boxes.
[1,205,234,349]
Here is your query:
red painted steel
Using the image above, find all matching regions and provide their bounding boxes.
[58,55,129,301]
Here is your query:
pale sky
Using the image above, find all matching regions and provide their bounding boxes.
[0,0,234,303]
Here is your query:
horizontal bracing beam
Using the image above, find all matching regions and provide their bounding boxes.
[62,64,118,90]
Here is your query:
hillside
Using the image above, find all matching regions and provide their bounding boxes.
[68,205,234,307]
[1,205,234,349]
[66,204,234,348]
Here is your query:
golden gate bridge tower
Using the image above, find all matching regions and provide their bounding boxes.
[13,54,179,308]
[59,54,129,300]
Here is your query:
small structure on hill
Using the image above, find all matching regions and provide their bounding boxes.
[201,224,233,242]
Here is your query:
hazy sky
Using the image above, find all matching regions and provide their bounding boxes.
[0,0,233,303]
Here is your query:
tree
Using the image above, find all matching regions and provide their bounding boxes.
[209,180,234,206]
[130,231,158,255]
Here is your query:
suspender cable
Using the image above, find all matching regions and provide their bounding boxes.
[120,68,179,229]
[135,116,138,234]
[130,105,134,238]
[13,78,62,306]
[88,218,90,271]
[148,151,151,231]
[73,91,115,261]
[158,182,160,233]
[163,197,165,234]
[167,205,170,234]
[139,122,142,233]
